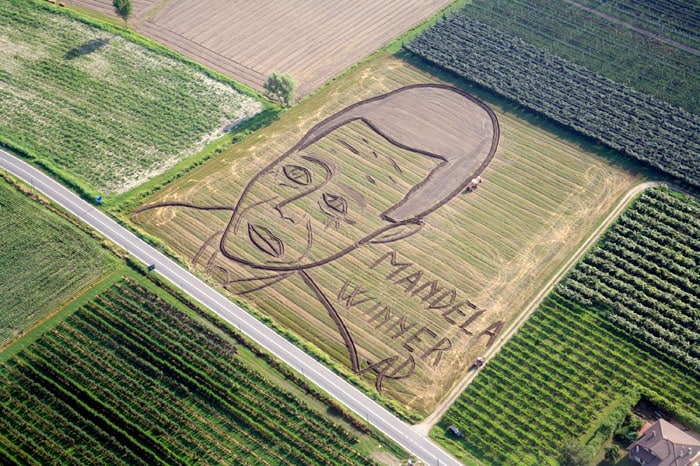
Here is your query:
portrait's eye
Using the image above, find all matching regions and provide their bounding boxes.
[283,165,312,185]
[322,193,348,215]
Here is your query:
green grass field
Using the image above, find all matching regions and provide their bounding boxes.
[460,0,699,114]
[0,0,262,195]
[0,273,400,465]
[0,174,118,348]
[132,53,642,416]
[433,188,700,465]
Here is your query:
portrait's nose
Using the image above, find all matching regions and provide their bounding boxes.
[274,201,308,226]
[231,195,280,235]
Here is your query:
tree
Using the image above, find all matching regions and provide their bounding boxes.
[604,445,621,464]
[558,439,593,466]
[264,72,296,107]
[113,0,132,28]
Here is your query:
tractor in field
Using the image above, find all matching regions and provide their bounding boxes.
[465,176,483,192]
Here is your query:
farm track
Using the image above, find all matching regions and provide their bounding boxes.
[415,179,663,435]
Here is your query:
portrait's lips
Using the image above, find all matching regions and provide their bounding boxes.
[247,223,284,258]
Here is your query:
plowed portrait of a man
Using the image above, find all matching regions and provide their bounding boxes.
[135,84,499,391]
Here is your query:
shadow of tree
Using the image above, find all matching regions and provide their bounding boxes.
[64,38,110,60]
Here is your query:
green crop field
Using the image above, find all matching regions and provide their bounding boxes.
[0,275,395,465]
[0,0,262,195]
[0,175,118,348]
[460,0,700,115]
[559,187,699,374]
[132,54,641,417]
[433,187,700,465]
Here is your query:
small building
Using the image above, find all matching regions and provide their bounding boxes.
[628,419,700,466]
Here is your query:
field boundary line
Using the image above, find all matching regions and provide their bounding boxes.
[0,265,124,358]
[134,0,173,26]
[135,22,266,89]
[415,179,662,434]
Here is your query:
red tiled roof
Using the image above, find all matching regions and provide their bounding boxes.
[628,419,700,466]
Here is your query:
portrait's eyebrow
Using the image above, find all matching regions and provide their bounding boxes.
[301,155,333,182]
[233,196,278,234]
[336,138,360,155]
[387,156,403,174]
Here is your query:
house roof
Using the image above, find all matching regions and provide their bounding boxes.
[628,419,700,466]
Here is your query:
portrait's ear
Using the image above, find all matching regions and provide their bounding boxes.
[369,221,423,244]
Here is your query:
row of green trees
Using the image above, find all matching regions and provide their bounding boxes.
[558,188,699,374]
[1,278,376,465]
[405,14,700,189]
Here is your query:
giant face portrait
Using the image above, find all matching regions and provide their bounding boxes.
[221,121,429,270]
[219,84,498,271]
[135,84,500,394]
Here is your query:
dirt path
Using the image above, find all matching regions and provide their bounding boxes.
[133,0,173,26]
[413,180,662,435]
[563,0,700,57]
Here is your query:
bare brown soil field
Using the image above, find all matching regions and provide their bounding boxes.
[132,54,641,417]
[69,0,451,98]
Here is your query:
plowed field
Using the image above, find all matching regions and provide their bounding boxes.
[70,0,451,98]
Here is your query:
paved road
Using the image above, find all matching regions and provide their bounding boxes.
[0,150,462,466]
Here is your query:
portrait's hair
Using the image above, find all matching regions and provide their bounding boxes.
[289,84,500,223]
